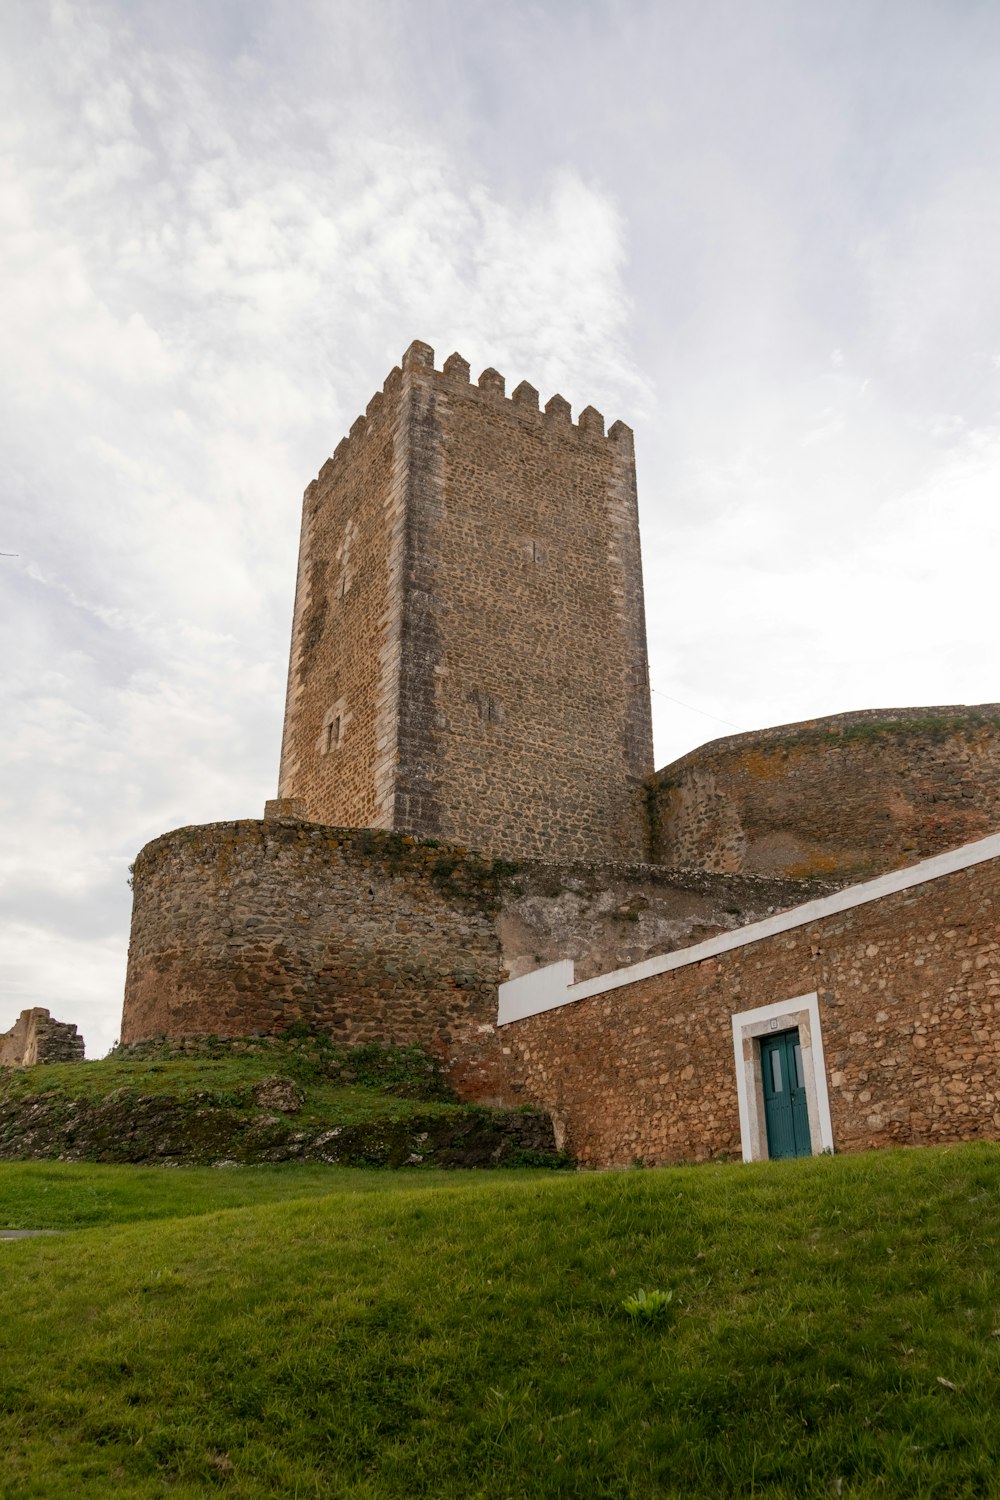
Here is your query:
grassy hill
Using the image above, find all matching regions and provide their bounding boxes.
[0,1036,564,1168]
[1,1144,999,1498]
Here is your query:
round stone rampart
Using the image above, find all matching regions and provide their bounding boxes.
[121,817,836,1100]
[648,704,1000,880]
[122,820,512,1100]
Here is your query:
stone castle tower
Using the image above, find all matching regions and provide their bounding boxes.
[277,340,654,862]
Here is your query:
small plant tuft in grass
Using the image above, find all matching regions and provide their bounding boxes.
[621,1287,674,1321]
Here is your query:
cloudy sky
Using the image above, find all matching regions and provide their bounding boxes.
[3,0,999,1056]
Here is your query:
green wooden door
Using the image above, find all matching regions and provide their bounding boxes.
[760,1029,812,1159]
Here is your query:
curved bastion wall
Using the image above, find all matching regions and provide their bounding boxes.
[121,817,830,1101]
[647,704,1000,881]
[122,820,511,1100]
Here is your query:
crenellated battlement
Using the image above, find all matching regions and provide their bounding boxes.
[303,339,633,495]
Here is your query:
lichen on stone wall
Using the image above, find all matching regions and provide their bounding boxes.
[342,828,523,912]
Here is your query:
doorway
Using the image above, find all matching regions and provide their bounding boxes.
[760,1029,812,1159]
[731,994,834,1162]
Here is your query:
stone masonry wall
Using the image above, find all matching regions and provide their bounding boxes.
[399,343,653,862]
[648,705,1000,880]
[122,820,511,1101]
[278,341,654,863]
[121,816,828,1101]
[501,856,1000,1166]
[499,862,839,985]
[0,1008,85,1066]
[277,361,403,832]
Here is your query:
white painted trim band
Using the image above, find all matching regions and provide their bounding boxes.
[497,829,1000,1026]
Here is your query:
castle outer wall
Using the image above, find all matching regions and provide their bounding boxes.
[120,815,826,1100]
[122,820,510,1100]
[277,341,653,863]
[500,838,1000,1165]
[122,819,1000,1161]
[648,705,1000,880]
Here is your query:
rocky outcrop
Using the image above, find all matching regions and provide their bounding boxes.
[0,1086,566,1169]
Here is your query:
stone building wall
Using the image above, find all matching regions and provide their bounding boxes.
[500,848,1000,1167]
[120,814,827,1100]
[277,340,654,863]
[648,705,1000,880]
[0,1008,85,1066]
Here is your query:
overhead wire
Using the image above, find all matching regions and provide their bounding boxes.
[649,684,746,733]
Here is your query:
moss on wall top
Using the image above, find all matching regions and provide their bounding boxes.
[130,820,524,913]
[652,704,1000,782]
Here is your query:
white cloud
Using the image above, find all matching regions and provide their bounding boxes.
[3,0,1000,1057]
[0,0,642,1056]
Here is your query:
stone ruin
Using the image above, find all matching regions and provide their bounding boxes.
[0,1008,85,1067]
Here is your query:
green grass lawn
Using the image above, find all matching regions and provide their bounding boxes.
[1,1144,998,1498]
[0,1043,463,1128]
[0,1160,469,1231]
